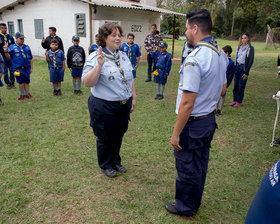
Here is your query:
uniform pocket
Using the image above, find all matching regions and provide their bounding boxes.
[187,126,215,149]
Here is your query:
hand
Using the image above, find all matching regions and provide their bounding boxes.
[170,134,182,151]
[164,74,168,79]
[42,36,45,43]
[130,99,136,113]
[97,47,105,66]
[242,74,248,80]
[69,68,72,73]
[3,42,8,53]
[135,65,138,70]
[30,67,33,74]
[0,73,2,78]
[45,50,48,56]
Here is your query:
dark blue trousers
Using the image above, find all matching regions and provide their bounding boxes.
[147,53,154,80]
[88,95,131,170]
[233,64,248,103]
[4,58,14,85]
[174,116,216,216]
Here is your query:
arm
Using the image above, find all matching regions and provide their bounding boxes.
[45,50,50,63]
[30,59,33,74]
[66,49,71,68]
[144,35,149,51]
[58,37,64,52]
[164,55,172,78]
[82,48,86,66]
[170,91,197,150]
[83,47,105,87]
[41,36,47,49]
[62,60,66,70]
[3,43,11,60]
[244,46,254,76]
[130,81,136,113]
[135,57,140,70]
[221,83,227,96]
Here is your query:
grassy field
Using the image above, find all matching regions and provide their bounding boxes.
[0,39,280,223]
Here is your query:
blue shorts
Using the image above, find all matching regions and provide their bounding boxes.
[154,69,167,84]
[71,68,83,78]
[49,68,64,83]
[15,67,31,84]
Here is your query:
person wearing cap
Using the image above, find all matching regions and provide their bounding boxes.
[153,41,172,100]
[45,39,65,96]
[67,35,86,94]
[0,23,15,89]
[3,32,33,102]
[82,23,136,178]
[144,24,162,82]
[0,53,4,105]
[120,33,141,78]
[41,27,64,52]
[89,34,99,54]
[165,9,227,219]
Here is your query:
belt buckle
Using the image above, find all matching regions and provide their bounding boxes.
[120,100,127,105]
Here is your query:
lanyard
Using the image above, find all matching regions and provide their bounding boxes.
[50,49,59,67]
[16,43,26,58]
[103,48,129,92]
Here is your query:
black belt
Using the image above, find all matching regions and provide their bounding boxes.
[53,67,63,69]
[188,110,216,122]
[94,96,132,105]
[15,66,26,69]
[237,63,244,65]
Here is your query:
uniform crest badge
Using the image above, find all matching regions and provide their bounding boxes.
[185,62,195,67]
[108,75,115,82]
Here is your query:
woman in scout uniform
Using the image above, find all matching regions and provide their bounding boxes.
[3,32,33,102]
[82,23,136,178]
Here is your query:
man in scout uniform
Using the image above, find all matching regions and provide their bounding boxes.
[41,27,64,52]
[0,23,15,89]
[120,33,141,78]
[3,32,33,102]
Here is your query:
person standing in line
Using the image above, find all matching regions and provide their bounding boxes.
[231,32,254,108]
[0,53,4,105]
[0,23,15,89]
[89,34,99,54]
[41,27,64,52]
[144,24,162,82]
[165,9,227,219]
[82,23,136,178]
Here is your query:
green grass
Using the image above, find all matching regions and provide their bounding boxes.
[1,40,280,223]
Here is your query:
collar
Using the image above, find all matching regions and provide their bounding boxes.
[73,45,79,48]
[195,35,220,55]
[127,43,134,47]
[50,35,57,38]
[0,32,7,36]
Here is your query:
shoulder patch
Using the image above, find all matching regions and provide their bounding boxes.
[184,62,195,67]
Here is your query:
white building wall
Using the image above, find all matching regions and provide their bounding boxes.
[92,6,160,58]
[1,0,90,57]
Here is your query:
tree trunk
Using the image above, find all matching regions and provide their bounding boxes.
[230,7,235,37]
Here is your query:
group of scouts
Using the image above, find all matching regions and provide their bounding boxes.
[0,23,174,105]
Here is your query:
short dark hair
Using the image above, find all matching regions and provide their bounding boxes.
[152,24,157,28]
[0,23,7,27]
[186,9,212,34]
[222,45,232,55]
[98,23,123,47]
[49,27,56,32]
[127,33,135,39]
[50,39,58,44]
[95,34,99,38]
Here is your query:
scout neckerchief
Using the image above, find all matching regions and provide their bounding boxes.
[195,35,221,56]
[16,43,26,59]
[126,43,134,62]
[50,49,59,67]
[0,32,8,44]
[102,47,129,92]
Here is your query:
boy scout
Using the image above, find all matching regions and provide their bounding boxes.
[3,32,33,102]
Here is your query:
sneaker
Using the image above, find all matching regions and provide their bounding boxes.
[233,102,241,108]
[273,138,280,146]
[230,101,237,106]
[57,89,62,96]
[154,94,160,100]
[53,90,57,96]
[113,164,127,173]
[145,79,151,82]
[78,90,83,95]
[11,83,16,89]
[74,90,78,94]
[101,168,117,178]
[18,95,24,102]
[165,202,194,219]
[6,83,12,89]
[26,93,33,99]
[158,95,164,100]
[0,98,4,106]
[216,109,222,116]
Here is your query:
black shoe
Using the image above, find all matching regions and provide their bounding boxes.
[57,89,62,96]
[113,164,127,173]
[0,98,4,106]
[53,90,58,96]
[155,94,160,100]
[11,83,16,89]
[74,90,78,94]
[158,95,164,100]
[6,83,12,89]
[101,168,117,178]
[274,138,280,146]
[165,202,193,219]
[78,90,83,95]
[216,109,222,116]
[145,79,151,82]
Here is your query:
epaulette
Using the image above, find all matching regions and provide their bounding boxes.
[195,41,221,56]
[89,50,98,59]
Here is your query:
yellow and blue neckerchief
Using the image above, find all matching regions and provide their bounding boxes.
[15,43,26,59]
[195,36,221,56]
[0,32,7,43]
[127,43,135,62]
[50,49,59,67]
[102,47,129,92]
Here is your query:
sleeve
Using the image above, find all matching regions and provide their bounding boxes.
[10,36,15,45]
[245,46,254,76]
[41,37,48,49]
[61,51,65,61]
[28,48,33,60]
[66,48,71,68]
[8,45,14,57]
[58,37,64,52]
[81,53,98,82]
[165,54,172,75]
[136,45,141,57]
[182,58,201,93]
[0,54,4,74]
[82,48,86,66]
[120,43,124,51]
[144,35,149,51]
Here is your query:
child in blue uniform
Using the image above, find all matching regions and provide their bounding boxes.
[45,39,65,96]
[216,45,235,115]
[153,42,172,100]
[0,53,4,105]
[3,32,33,102]
[89,34,99,54]
[67,35,86,94]
[120,33,141,78]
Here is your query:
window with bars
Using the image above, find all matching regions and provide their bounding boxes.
[34,19,44,39]
[18,19,23,33]
[75,14,86,37]
[7,21,15,36]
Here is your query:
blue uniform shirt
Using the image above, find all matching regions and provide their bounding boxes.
[0,33,15,57]
[245,159,280,224]
[8,43,33,68]
[120,43,141,67]
[176,36,227,116]
[48,49,65,68]
[155,51,172,75]
[82,48,134,101]
[90,44,99,53]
